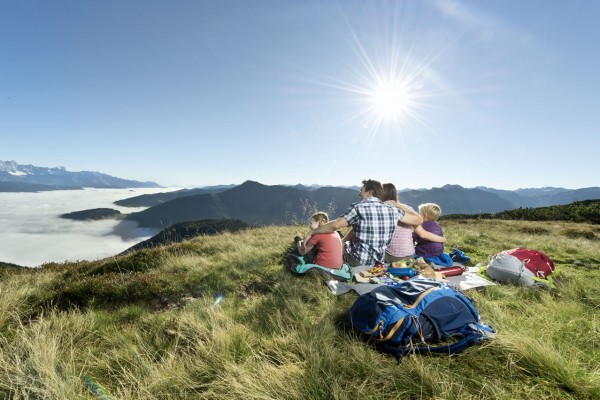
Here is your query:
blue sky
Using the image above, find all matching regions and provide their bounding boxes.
[1,0,598,190]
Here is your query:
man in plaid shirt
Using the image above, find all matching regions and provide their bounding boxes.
[304,179,423,267]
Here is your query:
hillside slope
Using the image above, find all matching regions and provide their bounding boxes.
[443,199,600,224]
[122,181,359,228]
[0,220,598,398]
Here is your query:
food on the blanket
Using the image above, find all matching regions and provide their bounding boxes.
[360,263,388,278]
[368,265,387,274]
[392,260,408,268]
[369,275,402,285]
[372,266,386,273]
[413,257,430,271]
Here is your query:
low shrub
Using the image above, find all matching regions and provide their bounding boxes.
[561,228,597,240]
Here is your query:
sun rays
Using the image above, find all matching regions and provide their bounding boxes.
[326,53,442,150]
[302,2,458,150]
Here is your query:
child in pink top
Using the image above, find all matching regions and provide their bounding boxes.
[296,212,343,269]
[382,183,446,263]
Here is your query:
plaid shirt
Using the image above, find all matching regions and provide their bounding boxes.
[343,197,404,265]
[413,220,444,257]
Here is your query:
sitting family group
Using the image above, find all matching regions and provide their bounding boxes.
[295,179,451,272]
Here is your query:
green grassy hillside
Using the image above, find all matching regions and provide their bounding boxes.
[1,220,599,399]
[443,199,600,224]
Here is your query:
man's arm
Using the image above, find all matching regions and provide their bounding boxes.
[387,200,423,227]
[414,225,446,243]
[297,237,315,255]
[343,227,354,243]
[303,216,349,243]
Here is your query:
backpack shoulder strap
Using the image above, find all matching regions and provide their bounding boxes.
[413,323,496,354]
[378,323,496,360]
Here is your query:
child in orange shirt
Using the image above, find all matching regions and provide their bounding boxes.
[296,212,343,269]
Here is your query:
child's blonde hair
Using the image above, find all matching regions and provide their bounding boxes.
[310,211,329,225]
[418,203,442,221]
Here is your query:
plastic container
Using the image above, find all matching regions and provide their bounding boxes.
[386,267,418,278]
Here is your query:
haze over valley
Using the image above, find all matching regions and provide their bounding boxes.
[0,188,174,267]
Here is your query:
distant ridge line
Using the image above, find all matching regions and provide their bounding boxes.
[116,180,600,229]
[0,160,161,190]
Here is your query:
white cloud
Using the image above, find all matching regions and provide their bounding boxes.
[0,188,177,267]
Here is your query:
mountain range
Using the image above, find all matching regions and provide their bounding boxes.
[117,181,600,229]
[121,180,361,228]
[2,160,598,227]
[0,160,160,190]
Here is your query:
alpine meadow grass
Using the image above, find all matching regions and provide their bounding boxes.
[0,220,599,399]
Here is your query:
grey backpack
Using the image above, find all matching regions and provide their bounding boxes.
[486,248,555,287]
[486,252,537,286]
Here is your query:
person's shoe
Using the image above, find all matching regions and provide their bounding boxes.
[294,236,302,244]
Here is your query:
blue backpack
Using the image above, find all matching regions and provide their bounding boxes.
[349,278,495,358]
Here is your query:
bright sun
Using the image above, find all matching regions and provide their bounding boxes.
[369,79,410,121]
[304,3,444,143]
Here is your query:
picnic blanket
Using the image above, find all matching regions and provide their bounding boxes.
[325,265,495,296]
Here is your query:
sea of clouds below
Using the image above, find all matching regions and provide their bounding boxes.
[0,187,179,267]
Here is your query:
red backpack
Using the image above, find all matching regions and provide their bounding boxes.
[502,248,555,279]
